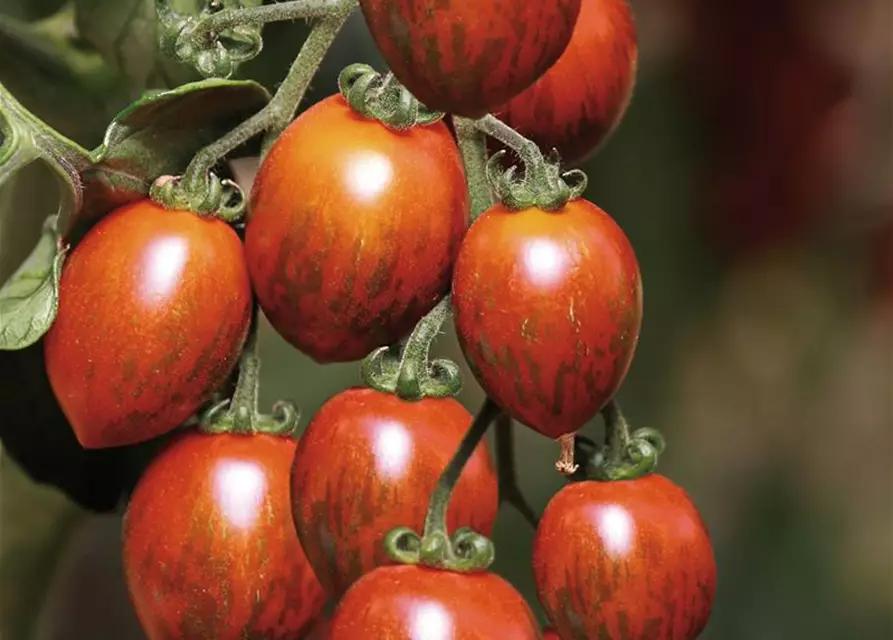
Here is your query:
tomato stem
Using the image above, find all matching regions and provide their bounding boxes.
[454,116,493,220]
[160,0,357,79]
[473,115,588,212]
[199,306,300,437]
[495,414,541,529]
[589,399,667,481]
[151,0,355,218]
[360,296,462,401]
[383,397,501,572]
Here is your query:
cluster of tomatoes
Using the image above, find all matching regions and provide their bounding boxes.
[38,0,716,638]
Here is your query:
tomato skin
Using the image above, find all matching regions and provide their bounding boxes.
[290,388,498,598]
[533,475,717,640]
[358,0,582,118]
[329,565,542,639]
[452,200,642,440]
[542,629,560,640]
[494,0,638,166]
[245,95,468,364]
[123,432,326,640]
[44,200,251,449]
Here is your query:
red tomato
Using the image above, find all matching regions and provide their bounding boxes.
[245,94,468,364]
[329,565,542,639]
[494,0,638,166]
[123,431,326,639]
[452,199,642,441]
[44,200,251,449]
[358,0,582,118]
[290,388,498,598]
[533,475,717,639]
[543,629,560,640]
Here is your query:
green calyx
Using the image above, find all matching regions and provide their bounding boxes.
[158,1,264,79]
[360,297,462,401]
[337,63,443,131]
[474,115,587,212]
[569,401,667,482]
[149,173,246,222]
[199,312,300,437]
[382,398,502,573]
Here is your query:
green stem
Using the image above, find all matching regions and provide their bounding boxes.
[602,399,630,467]
[472,114,587,211]
[152,1,354,216]
[590,399,667,481]
[200,305,299,437]
[384,398,501,572]
[360,296,462,401]
[495,413,540,529]
[183,0,351,32]
[454,116,493,221]
[474,114,548,184]
[422,397,502,537]
[0,82,92,241]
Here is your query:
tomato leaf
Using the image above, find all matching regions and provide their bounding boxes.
[83,78,270,215]
[0,216,66,350]
[0,80,90,350]
[0,446,85,640]
[73,0,162,92]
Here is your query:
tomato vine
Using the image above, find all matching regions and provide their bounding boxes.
[0,0,718,638]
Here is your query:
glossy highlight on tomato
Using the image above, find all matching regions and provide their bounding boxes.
[123,431,326,640]
[329,565,542,639]
[44,199,251,449]
[533,474,717,639]
[358,0,583,118]
[290,388,498,598]
[452,199,642,441]
[245,94,468,364]
[495,0,638,166]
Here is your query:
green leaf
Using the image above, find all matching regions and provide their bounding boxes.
[73,0,160,93]
[0,81,90,350]
[0,446,85,640]
[83,77,270,215]
[0,217,66,350]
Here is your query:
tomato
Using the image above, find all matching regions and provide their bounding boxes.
[358,0,582,118]
[533,474,717,639]
[543,629,560,640]
[451,199,642,442]
[123,431,326,639]
[44,199,251,449]
[290,388,498,598]
[494,0,638,166]
[245,94,468,364]
[329,565,542,639]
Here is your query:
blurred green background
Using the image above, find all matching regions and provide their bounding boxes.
[1,1,891,638]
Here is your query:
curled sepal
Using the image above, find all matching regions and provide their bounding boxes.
[486,150,588,212]
[158,2,264,79]
[149,173,246,222]
[359,297,462,401]
[383,526,495,573]
[591,427,666,481]
[199,397,300,437]
[337,63,444,131]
